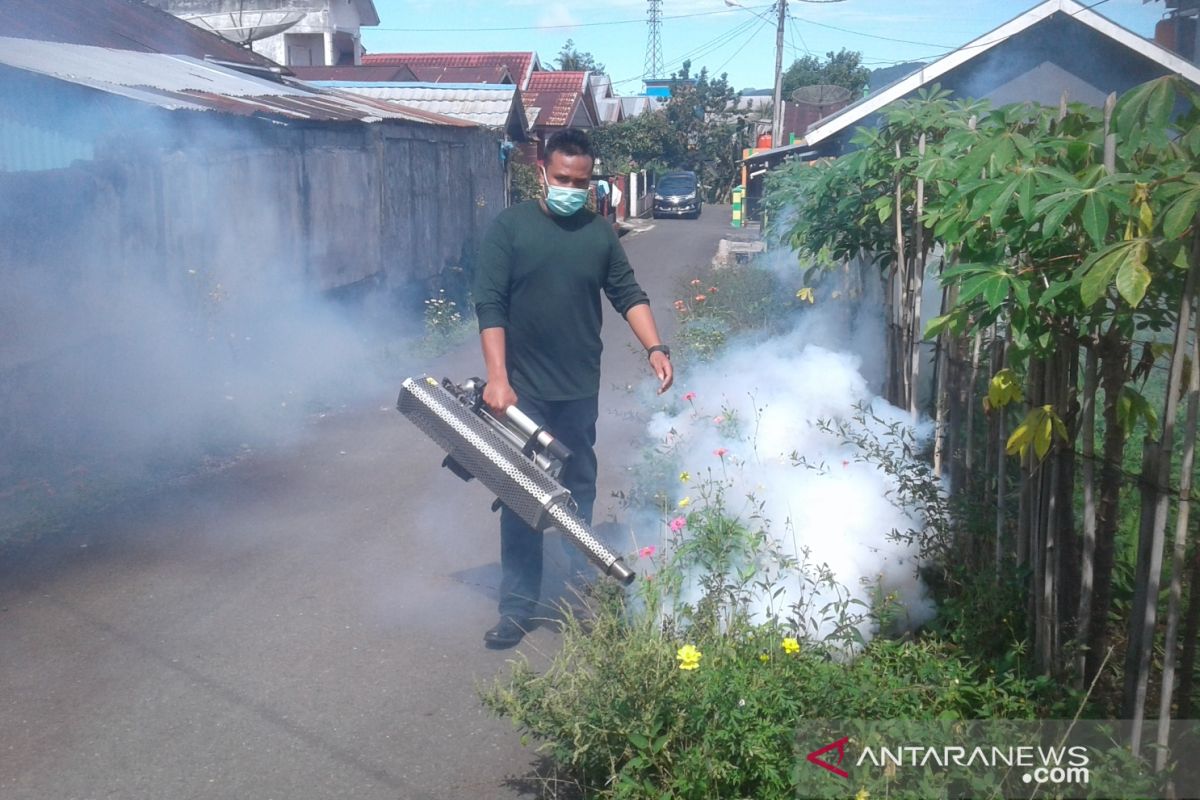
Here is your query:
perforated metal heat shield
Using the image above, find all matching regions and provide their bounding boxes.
[397,376,634,584]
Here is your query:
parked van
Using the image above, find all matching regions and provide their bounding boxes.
[652,171,702,219]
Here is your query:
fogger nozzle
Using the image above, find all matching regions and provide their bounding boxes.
[397,376,635,585]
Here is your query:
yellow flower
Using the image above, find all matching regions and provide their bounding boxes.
[679,471,691,483]
[677,496,691,508]
[796,287,815,304]
[676,644,702,671]
[758,653,770,663]
[856,789,870,800]
[781,637,800,655]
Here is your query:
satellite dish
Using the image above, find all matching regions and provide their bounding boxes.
[183,10,306,45]
[791,83,853,111]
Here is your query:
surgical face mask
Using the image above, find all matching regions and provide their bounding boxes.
[542,167,588,216]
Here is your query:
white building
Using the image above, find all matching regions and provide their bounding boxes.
[148,1,379,67]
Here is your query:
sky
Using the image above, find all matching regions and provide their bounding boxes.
[362,0,1170,94]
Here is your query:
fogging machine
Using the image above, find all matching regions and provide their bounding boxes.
[396,376,635,585]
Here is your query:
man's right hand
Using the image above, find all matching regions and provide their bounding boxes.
[483,379,518,415]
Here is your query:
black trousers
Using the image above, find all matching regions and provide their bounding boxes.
[498,393,598,619]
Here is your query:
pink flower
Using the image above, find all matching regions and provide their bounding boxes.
[713,415,725,425]
[714,447,728,458]
[690,279,702,287]
[842,459,850,468]
[668,516,686,533]
[695,294,707,303]
[683,391,696,402]
[639,545,658,558]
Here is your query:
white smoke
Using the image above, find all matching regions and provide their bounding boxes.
[645,296,938,643]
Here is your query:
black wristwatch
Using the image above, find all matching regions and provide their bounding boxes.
[647,344,671,360]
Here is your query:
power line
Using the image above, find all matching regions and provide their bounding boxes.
[714,16,774,77]
[611,16,764,86]
[372,5,773,33]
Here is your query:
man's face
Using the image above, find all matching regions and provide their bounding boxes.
[543,150,593,192]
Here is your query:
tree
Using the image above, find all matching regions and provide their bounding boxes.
[781,48,869,98]
[590,60,753,203]
[554,39,605,73]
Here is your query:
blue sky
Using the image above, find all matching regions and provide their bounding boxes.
[362,0,1168,94]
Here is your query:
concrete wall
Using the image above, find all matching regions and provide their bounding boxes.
[0,69,505,359]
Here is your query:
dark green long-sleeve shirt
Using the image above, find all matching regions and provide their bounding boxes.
[473,200,649,401]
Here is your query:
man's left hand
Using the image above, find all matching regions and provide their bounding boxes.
[649,351,673,394]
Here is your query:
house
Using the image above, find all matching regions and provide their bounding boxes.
[739,0,1200,216]
[521,70,600,162]
[363,52,542,91]
[588,74,624,125]
[147,0,380,67]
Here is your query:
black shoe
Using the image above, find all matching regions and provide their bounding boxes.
[484,616,532,649]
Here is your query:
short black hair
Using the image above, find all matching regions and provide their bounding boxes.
[544,128,596,163]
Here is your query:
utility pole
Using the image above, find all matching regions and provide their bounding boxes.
[771,0,786,147]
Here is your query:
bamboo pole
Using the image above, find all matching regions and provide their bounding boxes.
[1129,228,1200,754]
[1077,337,1099,686]
[909,133,927,422]
[895,140,910,411]
[1155,286,1200,771]
[995,327,1009,574]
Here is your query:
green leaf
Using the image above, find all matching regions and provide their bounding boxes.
[988,175,1022,224]
[628,733,650,750]
[1079,239,1143,307]
[1162,188,1200,240]
[1040,195,1078,238]
[1115,246,1152,306]
[983,274,1011,311]
[1146,78,1176,135]
[1081,192,1110,247]
[1038,279,1075,307]
[924,313,954,339]
[1017,171,1036,222]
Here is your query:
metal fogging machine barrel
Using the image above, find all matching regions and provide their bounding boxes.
[396,376,635,585]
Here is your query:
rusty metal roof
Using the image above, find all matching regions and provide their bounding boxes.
[406,64,514,85]
[363,52,540,89]
[0,0,280,71]
[0,37,474,126]
[291,65,418,82]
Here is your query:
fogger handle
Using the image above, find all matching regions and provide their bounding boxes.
[504,406,573,464]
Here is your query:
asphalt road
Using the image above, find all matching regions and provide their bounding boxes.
[0,207,736,800]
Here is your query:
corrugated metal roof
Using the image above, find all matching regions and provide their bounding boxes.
[0,37,473,126]
[308,82,528,138]
[0,0,279,70]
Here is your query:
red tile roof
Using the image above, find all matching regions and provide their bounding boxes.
[522,89,582,128]
[526,70,588,92]
[362,51,538,88]
[0,0,279,70]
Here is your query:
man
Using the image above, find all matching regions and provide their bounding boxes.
[473,128,673,648]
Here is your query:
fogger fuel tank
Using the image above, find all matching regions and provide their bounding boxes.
[397,376,635,585]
